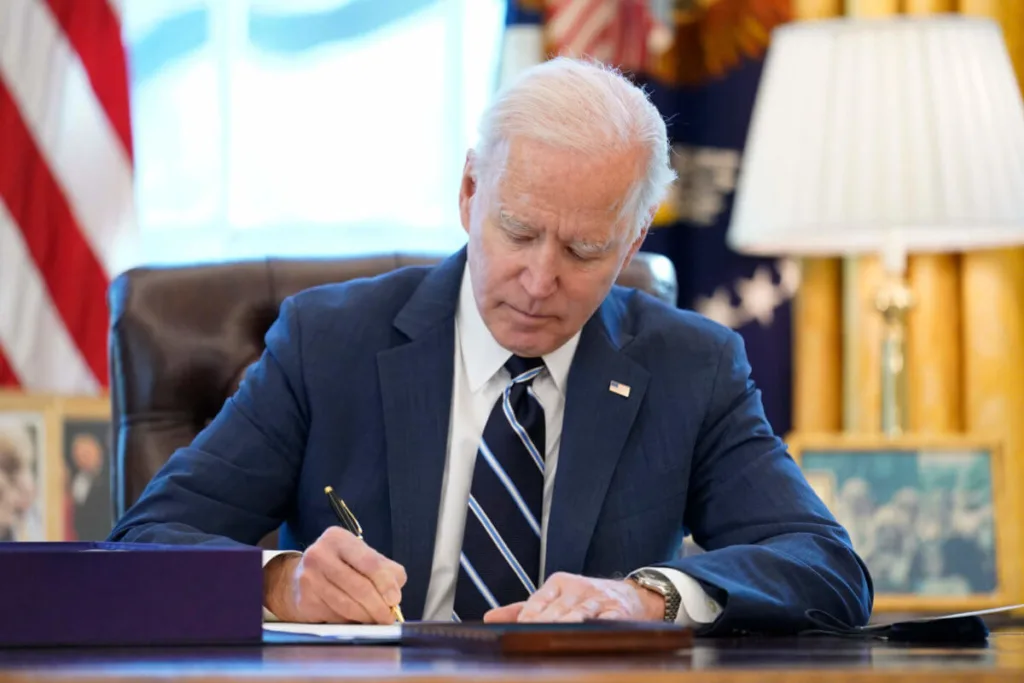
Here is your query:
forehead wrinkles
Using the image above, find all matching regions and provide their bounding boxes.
[500,176,626,216]
[497,186,620,224]
[498,203,615,238]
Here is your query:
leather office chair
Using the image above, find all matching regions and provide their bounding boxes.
[107,252,679,541]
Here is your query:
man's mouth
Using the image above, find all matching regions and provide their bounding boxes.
[507,304,553,320]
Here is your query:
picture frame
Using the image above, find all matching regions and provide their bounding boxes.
[53,395,114,542]
[0,391,61,541]
[787,431,1013,614]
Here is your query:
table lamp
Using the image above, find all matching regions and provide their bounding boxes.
[727,15,1024,436]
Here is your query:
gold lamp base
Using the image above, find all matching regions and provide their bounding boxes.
[874,273,914,437]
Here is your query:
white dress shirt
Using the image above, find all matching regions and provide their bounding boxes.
[265,264,722,626]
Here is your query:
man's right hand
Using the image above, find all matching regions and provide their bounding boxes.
[263,527,407,623]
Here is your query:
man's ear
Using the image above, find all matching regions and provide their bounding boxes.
[622,208,654,269]
[459,150,477,235]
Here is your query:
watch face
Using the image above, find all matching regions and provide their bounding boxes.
[639,571,670,591]
[633,570,679,621]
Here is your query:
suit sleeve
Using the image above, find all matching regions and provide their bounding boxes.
[107,297,309,547]
[655,330,874,635]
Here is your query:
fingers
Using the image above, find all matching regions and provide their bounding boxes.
[515,573,623,623]
[380,558,410,601]
[596,609,629,620]
[317,551,395,624]
[293,567,360,623]
[296,527,407,624]
[522,583,591,622]
[299,544,377,623]
[518,579,569,622]
[484,602,526,623]
[330,530,406,608]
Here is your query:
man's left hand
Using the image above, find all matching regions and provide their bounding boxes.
[483,572,665,623]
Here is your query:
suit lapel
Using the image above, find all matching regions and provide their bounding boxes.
[377,250,465,620]
[545,296,649,578]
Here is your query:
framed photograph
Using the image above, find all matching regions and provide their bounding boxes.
[0,391,61,541]
[54,396,114,542]
[787,432,1013,613]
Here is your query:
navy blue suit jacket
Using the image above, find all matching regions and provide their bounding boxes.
[109,249,872,634]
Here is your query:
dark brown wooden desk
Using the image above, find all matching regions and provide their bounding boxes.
[0,633,1023,682]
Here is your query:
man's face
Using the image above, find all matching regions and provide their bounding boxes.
[459,138,648,357]
[72,434,104,474]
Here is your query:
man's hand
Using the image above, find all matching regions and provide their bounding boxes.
[263,527,407,623]
[483,572,665,623]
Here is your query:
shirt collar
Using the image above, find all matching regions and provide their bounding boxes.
[456,263,580,395]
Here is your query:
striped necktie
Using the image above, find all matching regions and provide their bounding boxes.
[453,355,546,621]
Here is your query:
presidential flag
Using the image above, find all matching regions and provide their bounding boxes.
[498,1,797,436]
[639,0,796,436]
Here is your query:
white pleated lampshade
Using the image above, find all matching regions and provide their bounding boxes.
[727,15,1024,269]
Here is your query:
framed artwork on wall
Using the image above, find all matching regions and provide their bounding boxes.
[787,432,1013,614]
[54,396,114,542]
[0,392,61,541]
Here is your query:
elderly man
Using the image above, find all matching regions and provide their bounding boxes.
[110,57,872,633]
[0,424,37,542]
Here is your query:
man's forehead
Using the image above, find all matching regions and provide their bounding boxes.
[495,189,623,221]
[496,203,619,232]
[495,144,634,205]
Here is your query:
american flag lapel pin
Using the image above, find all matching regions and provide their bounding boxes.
[609,380,631,398]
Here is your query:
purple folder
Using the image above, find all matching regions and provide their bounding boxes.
[0,541,263,647]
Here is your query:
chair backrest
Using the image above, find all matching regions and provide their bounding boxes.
[107,252,678,521]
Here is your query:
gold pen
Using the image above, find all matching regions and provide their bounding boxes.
[324,486,405,623]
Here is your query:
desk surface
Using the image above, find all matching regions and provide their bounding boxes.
[1,633,1024,683]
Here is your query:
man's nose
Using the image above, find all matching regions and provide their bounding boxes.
[521,249,559,299]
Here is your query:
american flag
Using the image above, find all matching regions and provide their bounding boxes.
[501,1,662,82]
[0,0,134,395]
[546,0,659,73]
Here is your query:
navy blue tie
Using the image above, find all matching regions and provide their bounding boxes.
[452,355,546,622]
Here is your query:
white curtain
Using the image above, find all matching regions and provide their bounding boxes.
[122,0,506,265]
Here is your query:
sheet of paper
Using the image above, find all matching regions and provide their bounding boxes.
[263,622,402,642]
[906,603,1024,622]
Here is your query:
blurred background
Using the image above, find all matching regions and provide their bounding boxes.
[1,0,1022,621]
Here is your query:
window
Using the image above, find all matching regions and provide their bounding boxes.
[122,0,507,265]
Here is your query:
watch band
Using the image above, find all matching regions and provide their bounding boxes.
[628,569,681,622]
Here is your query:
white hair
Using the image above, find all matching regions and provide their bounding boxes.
[474,57,676,241]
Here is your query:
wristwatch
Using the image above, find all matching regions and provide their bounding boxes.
[628,568,681,622]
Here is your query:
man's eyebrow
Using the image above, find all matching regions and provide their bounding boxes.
[570,239,613,255]
[498,210,533,231]
[498,209,613,254]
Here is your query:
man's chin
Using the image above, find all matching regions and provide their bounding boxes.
[495,328,558,358]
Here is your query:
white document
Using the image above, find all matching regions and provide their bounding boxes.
[263,622,403,642]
